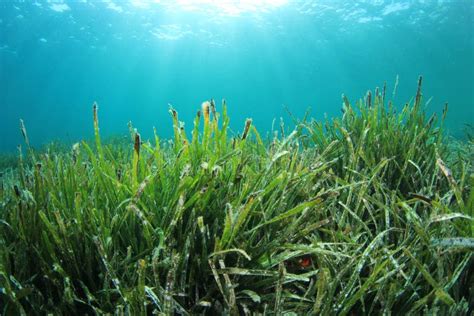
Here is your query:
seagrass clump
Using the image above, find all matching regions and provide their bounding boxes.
[0,78,473,315]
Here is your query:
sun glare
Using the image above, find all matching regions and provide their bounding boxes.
[160,0,288,15]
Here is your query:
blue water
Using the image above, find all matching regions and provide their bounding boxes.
[1,0,473,151]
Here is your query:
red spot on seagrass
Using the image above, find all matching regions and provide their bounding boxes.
[298,256,312,268]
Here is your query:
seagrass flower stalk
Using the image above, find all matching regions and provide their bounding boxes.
[134,132,141,157]
[171,108,178,121]
[169,106,182,152]
[19,119,30,147]
[202,101,210,126]
[210,99,218,133]
[382,81,387,103]
[442,103,448,120]
[72,143,80,164]
[280,117,285,138]
[132,131,141,186]
[201,101,212,148]
[128,121,134,142]
[93,102,99,132]
[92,102,103,159]
[242,118,252,140]
[210,99,216,120]
[415,75,423,107]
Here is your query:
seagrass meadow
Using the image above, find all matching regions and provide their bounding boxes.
[0,78,473,315]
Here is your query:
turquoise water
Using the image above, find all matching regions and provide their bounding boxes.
[1,0,473,151]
